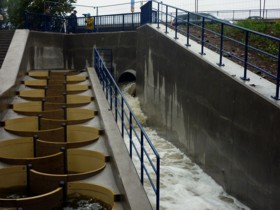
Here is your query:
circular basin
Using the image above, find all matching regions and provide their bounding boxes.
[4,117,99,141]
[12,105,96,121]
[29,149,107,181]
[17,93,92,106]
[28,71,87,83]
[66,182,115,209]
[0,166,63,210]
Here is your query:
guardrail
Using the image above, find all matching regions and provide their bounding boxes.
[24,11,141,33]
[94,48,160,210]
[148,0,280,100]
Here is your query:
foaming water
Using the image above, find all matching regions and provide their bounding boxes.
[120,82,250,210]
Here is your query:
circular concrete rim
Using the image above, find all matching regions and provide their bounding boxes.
[12,105,95,121]
[18,92,92,105]
[4,114,95,135]
[28,70,82,78]
[4,118,100,139]
[24,79,47,88]
[29,149,106,179]
[0,137,99,164]
[0,171,114,209]
[0,165,63,209]
[24,80,89,93]
[37,125,100,146]
[0,187,62,209]
[67,182,115,208]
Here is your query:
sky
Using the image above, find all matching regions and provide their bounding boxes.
[74,0,280,17]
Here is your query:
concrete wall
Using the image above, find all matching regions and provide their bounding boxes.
[136,25,280,210]
[20,31,137,77]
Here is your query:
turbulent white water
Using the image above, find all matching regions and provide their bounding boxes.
[120,83,250,210]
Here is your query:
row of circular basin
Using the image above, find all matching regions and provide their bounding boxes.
[0,70,116,209]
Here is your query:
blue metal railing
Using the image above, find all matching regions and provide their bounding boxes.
[94,48,160,210]
[149,0,280,100]
[24,11,141,33]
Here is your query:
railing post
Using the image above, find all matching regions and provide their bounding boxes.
[132,13,134,29]
[115,86,118,122]
[240,31,250,81]
[217,23,225,66]
[165,6,168,34]
[122,14,125,31]
[272,43,280,100]
[157,2,160,28]
[174,9,178,39]
[110,81,113,110]
[185,12,191,47]
[140,131,144,184]
[121,97,124,137]
[156,156,160,210]
[105,70,109,100]
[129,112,133,158]
[200,17,206,55]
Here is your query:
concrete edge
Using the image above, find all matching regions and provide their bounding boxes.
[87,67,153,210]
[0,29,29,95]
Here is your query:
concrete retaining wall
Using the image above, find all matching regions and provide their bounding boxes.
[136,25,280,210]
[23,31,137,77]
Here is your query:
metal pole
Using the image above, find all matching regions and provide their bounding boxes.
[260,0,262,17]
[263,0,266,18]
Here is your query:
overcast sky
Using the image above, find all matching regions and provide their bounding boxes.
[74,0,280,16]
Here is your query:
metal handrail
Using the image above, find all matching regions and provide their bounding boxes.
[94,48,160,210]
[24,11,141,33]
[150,0,280,100]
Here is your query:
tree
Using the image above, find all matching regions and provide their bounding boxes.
[5,0,77,28]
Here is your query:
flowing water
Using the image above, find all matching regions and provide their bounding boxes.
[120,82,250,210]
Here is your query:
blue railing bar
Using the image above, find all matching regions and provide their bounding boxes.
[186,13,191,47]
[157,2,160,28]
[203,27,223,38]
[165,6,168,34]
[131,140,141,160]
[247,62,277,79]
[115,87,118,122]
[241,31,250,81]
[174,8,178,39]
[143,148,158,173]
[141,131,144,184]
[140,130,159,156]
[204,41,220,51]
[132,128,141,145]
[156,156,160,210]
[200,17,206,55]
[223,35,247,47]
[143,165,157,191]
[129,112,133,156]
[121,98,124,137]
[123,110,130,124]
[248,45,278,60]
[272,44,280,99]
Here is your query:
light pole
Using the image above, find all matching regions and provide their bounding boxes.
[262,0,266,18]
[260,0,261,17]
[195,0,198,13]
